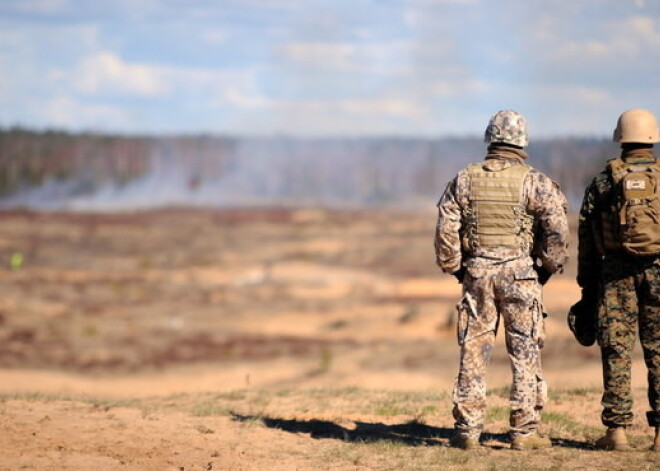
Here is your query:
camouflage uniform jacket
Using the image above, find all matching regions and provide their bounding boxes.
[577,147,660,289]
[435,145,569,273]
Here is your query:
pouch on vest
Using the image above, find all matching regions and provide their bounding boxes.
[513,266,538,281]
[608,158,660,256]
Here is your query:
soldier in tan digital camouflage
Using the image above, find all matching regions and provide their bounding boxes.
[435,110,569,450]
[577,109,660,452]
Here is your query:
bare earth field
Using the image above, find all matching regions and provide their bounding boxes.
[0,208,657,470]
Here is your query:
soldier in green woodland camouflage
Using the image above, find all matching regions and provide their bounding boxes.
[435,110,569,450]
[577,109,660,452]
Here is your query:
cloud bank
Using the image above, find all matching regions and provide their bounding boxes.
[1,0,660,136]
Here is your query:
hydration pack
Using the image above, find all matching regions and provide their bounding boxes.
[607,157,660,256]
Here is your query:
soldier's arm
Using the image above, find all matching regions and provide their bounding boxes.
[576,180,601,290]
[527,172,570,274]
[435,177,463,274]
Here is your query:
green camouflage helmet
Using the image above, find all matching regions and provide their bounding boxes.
[484,110,529,148]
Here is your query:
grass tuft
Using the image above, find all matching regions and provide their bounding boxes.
[542,411,601,439]
[485,406,509,422]
[7,386,658,470]
[190,402,232,417]
[486,386,510,398]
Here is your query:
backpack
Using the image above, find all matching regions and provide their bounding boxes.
[607,157,660,256]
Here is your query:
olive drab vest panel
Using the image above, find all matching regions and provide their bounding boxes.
[602,158,660,256]
[462,163,534,252]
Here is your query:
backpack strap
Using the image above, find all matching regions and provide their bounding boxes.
[608,156,660,178]
[651,159,660,173]
[606,157,627,184]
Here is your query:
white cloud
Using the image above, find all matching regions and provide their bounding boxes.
[48,49,257,109]
[229,0,304,9]
[409,0,478,6]
[282,42,356,70]
[403,0,481,36]
[429,78,487,96]
[225,87,428,121]
[524,85,620,135]
[535,85,612,105]
[403,9,421,29]
[225,88,279,109]
[336,98,427,118]
[12,0,68,14]
[164,67,258,108]
[626,15,660,43]
[74,52,168,97]
[0,23,102,59]
[3,0,660,136]
[280,40,414,73]
[201,29,229,45]
[41,96,132,128]
[534,14,660,66]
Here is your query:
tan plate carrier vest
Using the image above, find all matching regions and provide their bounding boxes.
[462,162,534,252]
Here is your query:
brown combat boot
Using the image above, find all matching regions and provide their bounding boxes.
[450,434,480,450]
[511,432,552,450]
[595,427,630,451]
[652,427,660,452]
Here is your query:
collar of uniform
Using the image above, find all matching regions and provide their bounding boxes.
[621,147,656,164]
[485,144,528,163]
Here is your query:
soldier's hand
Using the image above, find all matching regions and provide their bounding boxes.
[534,265,552,285]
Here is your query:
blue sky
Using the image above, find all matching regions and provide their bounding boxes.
[1,0,659,137]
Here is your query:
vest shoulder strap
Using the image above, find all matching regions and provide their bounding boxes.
[467,162,530,202]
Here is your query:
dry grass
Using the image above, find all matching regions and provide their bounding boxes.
[2,387,659,470]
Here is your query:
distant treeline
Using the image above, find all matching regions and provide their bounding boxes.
[0,128,616,211]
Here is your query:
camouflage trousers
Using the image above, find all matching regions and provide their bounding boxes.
[598,258,660,428]
[453,263,546,439]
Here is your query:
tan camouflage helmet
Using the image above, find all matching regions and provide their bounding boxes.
[484,110,529,148]
[613,108,660,143]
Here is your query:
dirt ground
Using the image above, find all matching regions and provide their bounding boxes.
[0,208,656,470]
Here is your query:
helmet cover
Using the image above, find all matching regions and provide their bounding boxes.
[484,110,529,148]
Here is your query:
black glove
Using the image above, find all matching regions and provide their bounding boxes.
[452,267,465,283]
[534,265,552,285]
[581,286,598,305]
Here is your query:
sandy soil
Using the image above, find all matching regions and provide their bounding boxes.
[0,208,655,470]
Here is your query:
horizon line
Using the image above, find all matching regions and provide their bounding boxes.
[0,126,612,142]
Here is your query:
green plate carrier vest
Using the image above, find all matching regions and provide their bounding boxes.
[462,162,534,252]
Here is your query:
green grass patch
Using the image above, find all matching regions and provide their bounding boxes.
[190,400,233,417]
[486,386,510,398]
[215,390,247,401]
[374,400,414,416]
[485,406,509,422]
[547,387,599,401]
[0,391,144,409]
[542,411,601,439]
